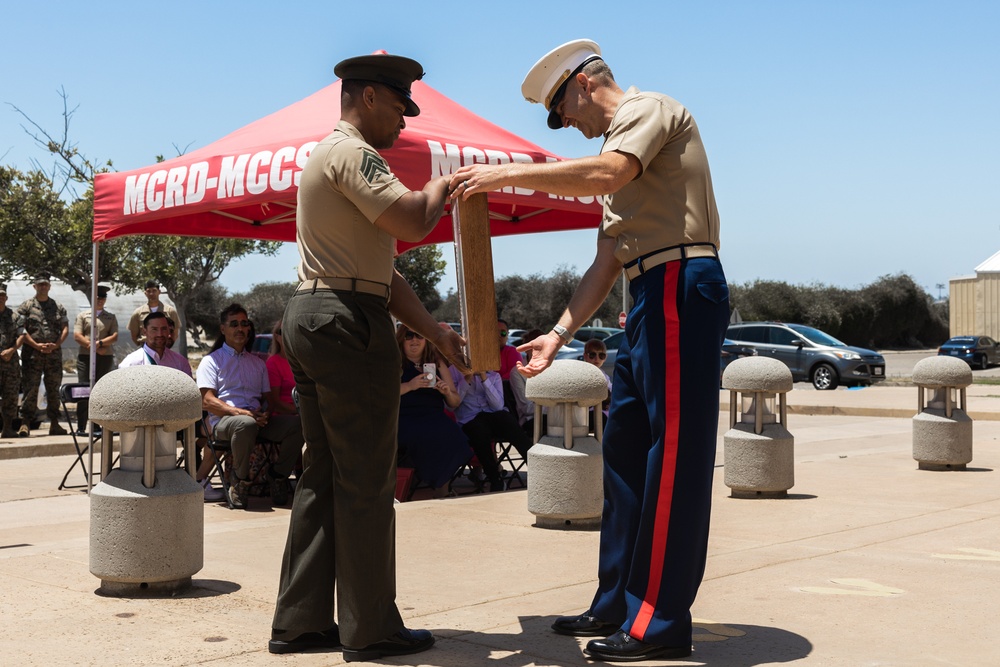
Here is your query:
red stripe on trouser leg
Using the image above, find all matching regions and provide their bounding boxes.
[630,261,682,640]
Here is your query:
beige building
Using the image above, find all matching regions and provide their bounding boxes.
[950,250,1000,338]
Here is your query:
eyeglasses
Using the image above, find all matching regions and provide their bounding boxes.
[587,352,607,360]
[227,320,251,328]
[404,331,424,341]
[499,331,508,337]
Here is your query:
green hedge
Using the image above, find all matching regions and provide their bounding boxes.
[729,274,948,349]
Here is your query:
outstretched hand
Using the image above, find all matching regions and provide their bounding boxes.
[516,333,562,378]
[434,328,471,376]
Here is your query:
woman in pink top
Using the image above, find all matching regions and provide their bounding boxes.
[266,320,297,415]
[497,319,523,380]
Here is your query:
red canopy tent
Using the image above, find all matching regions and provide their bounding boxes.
[92,78,602,247]
[85,73,604,491]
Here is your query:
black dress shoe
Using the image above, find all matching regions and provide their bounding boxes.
[584,630,691,662]
[268,626,341,654]
[552,613,620,637]
[343,627,434,662]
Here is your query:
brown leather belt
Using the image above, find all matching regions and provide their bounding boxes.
[623,244,718,281]
[295,277,390,300]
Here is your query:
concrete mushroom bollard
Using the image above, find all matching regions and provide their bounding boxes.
[88,365,204,596]
[912,356,973,471]
[722,356,795,498]
[525,360,608,529]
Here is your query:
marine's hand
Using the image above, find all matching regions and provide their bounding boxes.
[433,328,471,376]
[0,349,13,362]
[516,333,561,378]
[448,164,507,201]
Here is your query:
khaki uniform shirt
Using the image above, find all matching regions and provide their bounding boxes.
[296,120,410,285]
[128,302,179,346]
[74,309,119,356]
[15,297,68,345]
[598,87,721,264]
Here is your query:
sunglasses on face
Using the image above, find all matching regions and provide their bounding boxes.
[404,331,424,341]
[227,320,251,328]
[587,352,607,360]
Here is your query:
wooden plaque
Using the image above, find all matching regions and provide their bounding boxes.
[453,193,500,373]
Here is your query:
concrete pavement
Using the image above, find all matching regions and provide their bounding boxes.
[2,384,999,666]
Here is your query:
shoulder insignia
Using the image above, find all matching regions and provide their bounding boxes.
[360,149,391,185]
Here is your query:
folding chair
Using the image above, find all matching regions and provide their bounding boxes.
[202,414,280,509]
[395,467,416,502]
[57,383,96,490]
[495,441,527,490]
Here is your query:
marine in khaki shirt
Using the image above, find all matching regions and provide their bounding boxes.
[127,281,179,347]
[448,40,728,662]
[598,87,720,264]
[73,286,119,434]
[270,53,469,660]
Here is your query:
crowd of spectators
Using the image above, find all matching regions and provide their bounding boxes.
[391,320,610,496]
[0,278,613,505]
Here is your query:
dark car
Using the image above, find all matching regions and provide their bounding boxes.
[572,327,624,343]
[938,335,1000,369]
[720,338,757,377]
[555,331,619,374]
[249,333,272,361]
[558,331,753,381]
[726,322,886,390]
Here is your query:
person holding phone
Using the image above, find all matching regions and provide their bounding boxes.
[396,324,470,497]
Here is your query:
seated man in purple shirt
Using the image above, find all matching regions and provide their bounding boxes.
[196,304,303,509]
[449,368,533,492]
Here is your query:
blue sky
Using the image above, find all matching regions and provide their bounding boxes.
[3,1,998,301]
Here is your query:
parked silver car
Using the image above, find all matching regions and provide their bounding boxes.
[725,322,885,390]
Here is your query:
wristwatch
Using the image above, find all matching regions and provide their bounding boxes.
[551,324,573,345]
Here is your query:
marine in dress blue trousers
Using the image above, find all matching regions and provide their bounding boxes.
[592,257,729,646]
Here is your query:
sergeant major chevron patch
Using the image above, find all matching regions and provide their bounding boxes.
[360,149,391,185]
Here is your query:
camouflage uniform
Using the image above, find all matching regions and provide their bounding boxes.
[0,307,21,433]
[16,297,68,425]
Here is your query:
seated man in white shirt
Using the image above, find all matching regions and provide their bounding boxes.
[119,312,190,372]
[120,311,224,502]
[196,304,303,510]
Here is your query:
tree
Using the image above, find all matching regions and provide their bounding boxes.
[6,93,281,352]
[394,244,446,311]
[0,166,130,293]
[114,236,279,353]
[230,281,299,333]
[727,274,948,348]
[434,265,629,332]
[182,281,231,348]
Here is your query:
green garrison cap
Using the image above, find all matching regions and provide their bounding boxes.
[335,53,425,116]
